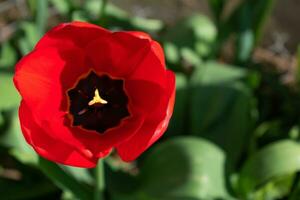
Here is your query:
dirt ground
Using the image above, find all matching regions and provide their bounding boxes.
[112,0,300,54]
[0,0,299,54]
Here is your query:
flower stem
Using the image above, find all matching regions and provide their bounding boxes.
[94,160,105,200]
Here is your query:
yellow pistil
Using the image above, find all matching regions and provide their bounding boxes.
[88,89,108,106]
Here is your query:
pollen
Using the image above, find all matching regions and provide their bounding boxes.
[88,89,108,106]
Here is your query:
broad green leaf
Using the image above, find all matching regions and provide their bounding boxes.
[290,178,300,200]
[0,109,93,200]
[137,137,231,200]
[0,109,58,199]
[39,157,93,200]
[0,42,17,69]
[106,164,139,200]
[0,178,58,200]
[238,140,300,197]
[189,61,253,165]
[0,111,4,129]
[165,73,188,136]
[251,174,294,200]
[192,61,246,84]
[0,109,38,165]
[0,73,20,110]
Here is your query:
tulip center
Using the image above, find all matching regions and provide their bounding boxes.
[67,71,129,133]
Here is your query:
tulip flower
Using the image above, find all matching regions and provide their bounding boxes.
[14,21,175,168]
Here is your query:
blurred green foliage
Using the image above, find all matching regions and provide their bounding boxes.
[1,0,300,199]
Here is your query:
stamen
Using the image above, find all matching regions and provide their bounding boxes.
[88,89,108,106]
[78,108,87,115]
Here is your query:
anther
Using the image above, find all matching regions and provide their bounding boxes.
[88,89,108,106]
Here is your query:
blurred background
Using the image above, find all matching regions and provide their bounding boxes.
[1,0,300,200]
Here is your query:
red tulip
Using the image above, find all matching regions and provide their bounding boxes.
[14,22,175,168]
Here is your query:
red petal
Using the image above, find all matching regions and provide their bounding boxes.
[125,31,151,40]
[127,39,167,90]
[35,21,110,50]
[85,31,151,78]
[125,31,166,71]
[14,46,93,153]
[62,109,144,157]
[19,101,100,168]
[124,80,165,115]
[14,46,87,110]
[116,71,175,161]
[86,30,167,89]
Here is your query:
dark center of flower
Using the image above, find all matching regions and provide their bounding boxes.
[67,71,129,133]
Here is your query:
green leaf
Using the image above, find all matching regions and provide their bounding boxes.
[27,0,37,13]
[235,3,254,63]
[106,164,139,200]
[85,0,128,19]
[189,61,253,165]
[72,10,89,21]
[50,0,70,15]
[238,140,300,198]
[290,177,300,200]
[252,0,276,44]
[60,165,93,185]
[0,109,38,165]
[39,157,93,200]
[296,44,300,84]
[180,48,202,66]
[207,0,226,22]
[192,61,246,84]
[0,42,17,69]
[236,29,254,63]
[251,174,294,200]
[137,137,231,199]
[298,44,300,69]
[18,38,32,56]
[0,178,58,200]
[188,15,217,44]
[0,73,20,110]
[163,14,217,58]
[130,17,164,33]
[36,0,48,37]
[18,22,40,55]
[165,73,188,136]
[164,42,180,64]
